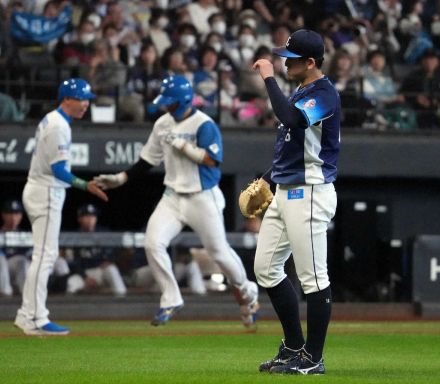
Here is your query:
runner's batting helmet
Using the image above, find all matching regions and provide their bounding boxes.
[153,75,193,119]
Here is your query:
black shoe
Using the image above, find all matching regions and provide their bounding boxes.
[259,340,302,372]
[270,352,325,375]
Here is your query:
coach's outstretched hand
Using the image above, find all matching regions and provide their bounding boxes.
[94,172,128,190]
[87,180,109,202]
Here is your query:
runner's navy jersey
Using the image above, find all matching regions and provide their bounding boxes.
[271,76,341,185]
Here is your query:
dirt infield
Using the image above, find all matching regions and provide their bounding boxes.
[1,319,439,339]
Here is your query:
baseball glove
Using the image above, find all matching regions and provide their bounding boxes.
[238,178,273,218]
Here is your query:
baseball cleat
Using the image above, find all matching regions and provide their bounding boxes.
[38,322,70,335]
[270,351,325,375]
[15,320,70,336]
[259,340,302,372]
[151,304,183,326]
[240,301,260,328]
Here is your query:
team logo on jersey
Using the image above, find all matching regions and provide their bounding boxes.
[287,189,304,200]
[209,143,219,154]
[303,99,316,109]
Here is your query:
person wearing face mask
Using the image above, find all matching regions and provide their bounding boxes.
[58,20,97,67]
[176,22,200,71]
[229,24,258,70]
[207,12,234,42]
[204,31,236,70]
[146,8,172,57]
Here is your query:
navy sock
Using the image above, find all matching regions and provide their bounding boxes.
[266,277,305,350]
[305,286,332,362]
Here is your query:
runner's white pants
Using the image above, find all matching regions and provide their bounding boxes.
[144,186,254,307]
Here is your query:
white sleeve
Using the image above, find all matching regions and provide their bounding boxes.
[139,124,163,166]
[47,125,71,165]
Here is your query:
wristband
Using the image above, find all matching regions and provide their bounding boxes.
[72,177,88,191]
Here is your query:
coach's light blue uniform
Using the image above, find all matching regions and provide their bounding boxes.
[15,78,96,336]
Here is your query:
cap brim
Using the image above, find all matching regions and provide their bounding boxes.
[152,94,176,106]
[272,46,302,58]
[80,92,96,100]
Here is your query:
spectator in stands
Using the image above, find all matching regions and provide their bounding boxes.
[207,12,233,42]
[370,10,401,63]
[218,59,240,126]
[274,2,305,33]
[204,31,235,70]
[0,199,30,296]
[229,23,258,70]
[361,49,418,130]
[120,42,163,122]
[83,38,126,106]
[401,48,440,129]
[102,23,129,65]
[186,0,220,36]
[248,0,276,24]
[65,203,127,297]
[362,49,404,107]
[269,23,292,51]
[237,45,272,126]
[328,49,358,92]
[175,22,200,71]
[327,49,361,127]
[101,1,140,66]
[57,19,97,67]
[146,7,172,57]
[160,46,190,77]
[400,0,433,64]
[193,45,219,118]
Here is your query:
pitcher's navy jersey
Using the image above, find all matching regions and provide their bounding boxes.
[271,76,341,185]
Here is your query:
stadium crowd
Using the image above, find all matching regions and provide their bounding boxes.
[0,0,440,129]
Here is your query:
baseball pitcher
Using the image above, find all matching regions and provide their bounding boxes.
[252,29,340,375]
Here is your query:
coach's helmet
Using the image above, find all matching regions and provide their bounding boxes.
[153,75,193,119]
[58,78,96,102]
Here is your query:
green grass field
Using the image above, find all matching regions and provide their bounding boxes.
[0,320,439,384]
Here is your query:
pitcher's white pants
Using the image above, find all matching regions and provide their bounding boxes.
[145,186,254,308]
[16,183,65,328]
[255,183,337,294]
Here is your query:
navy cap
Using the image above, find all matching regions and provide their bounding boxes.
[77,204,98,217]
[1,199,24,213]
[273,29,325,59]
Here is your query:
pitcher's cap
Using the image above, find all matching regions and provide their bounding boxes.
[273,29,325,59]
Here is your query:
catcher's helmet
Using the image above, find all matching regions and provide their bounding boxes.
[58,78,96,102]
[153,75,193,119]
